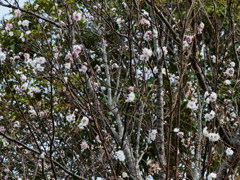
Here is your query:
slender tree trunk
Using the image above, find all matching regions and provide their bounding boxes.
[151,3,166,179]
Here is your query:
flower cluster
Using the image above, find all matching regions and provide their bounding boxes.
[27,56,46,72]
[187,100,198,110]
[5,23,13,31]
[203,127,220,142]
[78,116,89,129]
[115,150,125,162]
[116,18,125,28]
[204,91,217,103]
[224,67,234,77]
[204,110,215,121]
[73,44,82,56]
[143,30,152,41]
[140,48,153,61]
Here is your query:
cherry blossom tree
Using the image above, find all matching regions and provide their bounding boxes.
[0,0,239,179]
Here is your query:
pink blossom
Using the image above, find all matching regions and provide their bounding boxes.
[73,44,82,56]
[14,9,21,17]
[143,30,152,41]
[128,86,134,92]
[139,18,150,27]
[65,54,73,60]
[186,35,193,44]
[5,23,13,31]
[81,141,89,150]
[224,68,234,77]
[72,11,83,21]
[177,132,184,138]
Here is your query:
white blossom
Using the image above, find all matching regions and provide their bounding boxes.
[125,92,135,102]
[204,91,209,98]
[29,108,37,117]
[149,129,157,142]
[187,100,198,110]
[20,74,27,81]
[153,66,158,74]
[230,62,235,67]
[122,172,128,178]
[95,135,102,143]
[173,128,179,133]
[116,18,124,28]
[40,152,45,159]
[18,21,22,26]
[199,22,205,29]
[140,54,150,61]
[34,4,39,10]
[207,133,220,142]
[73,11,83,21]
[115,150,125,162]
[209,92,217,102]
[35,57,46,64]
[66,113,76,122]
[22,20,30,27]
[24,53,30,60]
[141,9,149,17]
[203,127,209,137]
[26,30,31,35]
[162,46,168,56]
[204,110,215,121]
[111,63,119,69]
[78,116,89,129]
[64,63,71,70]
[0,52,6,61]
[9,31,14,36]
[224,80,231,85]
[225,147,234,156]
[142,48,153,57]
[79,64,88,73]
[225,68,234,77]
[207,172,217,180]
[211,55,216,63]
[36,64,44,72]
